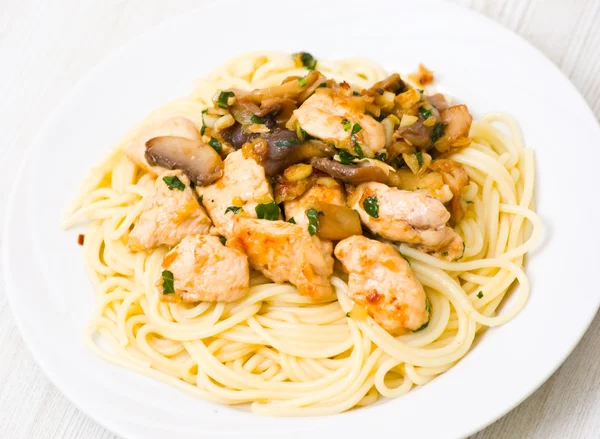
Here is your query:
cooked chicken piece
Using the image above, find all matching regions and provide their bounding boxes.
[284,181,345,227]
[434,105,472,152]
[228,219,334,301]
[128,170,211,251]
[125,116,201,173]
[294,89,385,157]
[335,235,429,333]
[160,234,249,302]
[348,182,463,260]
[196,150,276,238]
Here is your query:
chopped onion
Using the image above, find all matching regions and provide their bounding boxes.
[400,114,418,127]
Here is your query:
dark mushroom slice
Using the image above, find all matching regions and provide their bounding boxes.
[244,70,322,104]
[426,93,449,111]
[365,73,407,96]
[145,136,224,186]
[310,157,389,184]
[241,130,336,177]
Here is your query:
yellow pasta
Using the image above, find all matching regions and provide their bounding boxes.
[64,52,541,416]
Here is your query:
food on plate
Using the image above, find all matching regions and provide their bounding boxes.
[64,52,541,416]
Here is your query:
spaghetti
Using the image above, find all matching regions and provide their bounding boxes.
[63,52,542,415]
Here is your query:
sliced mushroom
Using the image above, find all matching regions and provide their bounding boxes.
[310,157,389,184]
[426,93,449,111]
[241,130,335,177]
[366,73,406,96]
[244,70,322,104]
[145,136,224,186]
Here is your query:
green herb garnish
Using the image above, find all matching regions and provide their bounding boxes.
[338,150,355,165]
[255,201,280,220]
[414,151,424,167]
[161,270,175,294]
[346,312,351,318]
[417,89,424,94]
[225,206,242,215]
[250,114,264,124]
[273,139,302,147]
[317,82,327,88]
[375,151,387,162]
[287,217,297,224]
[430,122,447,145]
[442,252,449,257]
[414,297,431,332]
[162,175,185,191]
[298,76,307,87]
[298,128,311,141]
[352,91,361,96]
[351,123,362,135]
[466,200,473,204]
[219,236,226,245]
[217,91,235,109]
[306,208,322,236]
[209,137,222,152]
[353,142,364,158]
[201,109,207,135]
[418,106,432,119]
[477,291,484,299]
[341,119,352,132]
[363,196,379,218]
[295,52,317,70]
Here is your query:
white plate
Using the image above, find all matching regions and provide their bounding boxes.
[4,0,600,438]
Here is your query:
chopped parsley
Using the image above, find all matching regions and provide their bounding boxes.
[414,298,431,332]
[162,175,185,191]
[417,88,424,94]
[341,119,352,132]
[250,114,264,124]
[274,139,302,147]
[442,251,449,257]
[466,200,473,204]
[298,76,307,87]
[430,122,447,145]
[418,106,432,119]
[298,128,312,141]
[217,91,235,109]
[224,206,242,215]
[317,82,327,88]
[352,91,361,96]
[287,217,297,224]
[345,312,351,318]
[337,149,355,165]
[353,142,365,158]
[219,236,226,245]
[415,151,424,167]
[201,109,208,135]
[375,151,388,162]
[255,201,280,220]
[208,137,222,152]
[363,196,379,218]
[477,291,484,299]
[351,123,362,135]
[161,270,175,295]
[306,208,322,236]
[294,52,317,70]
